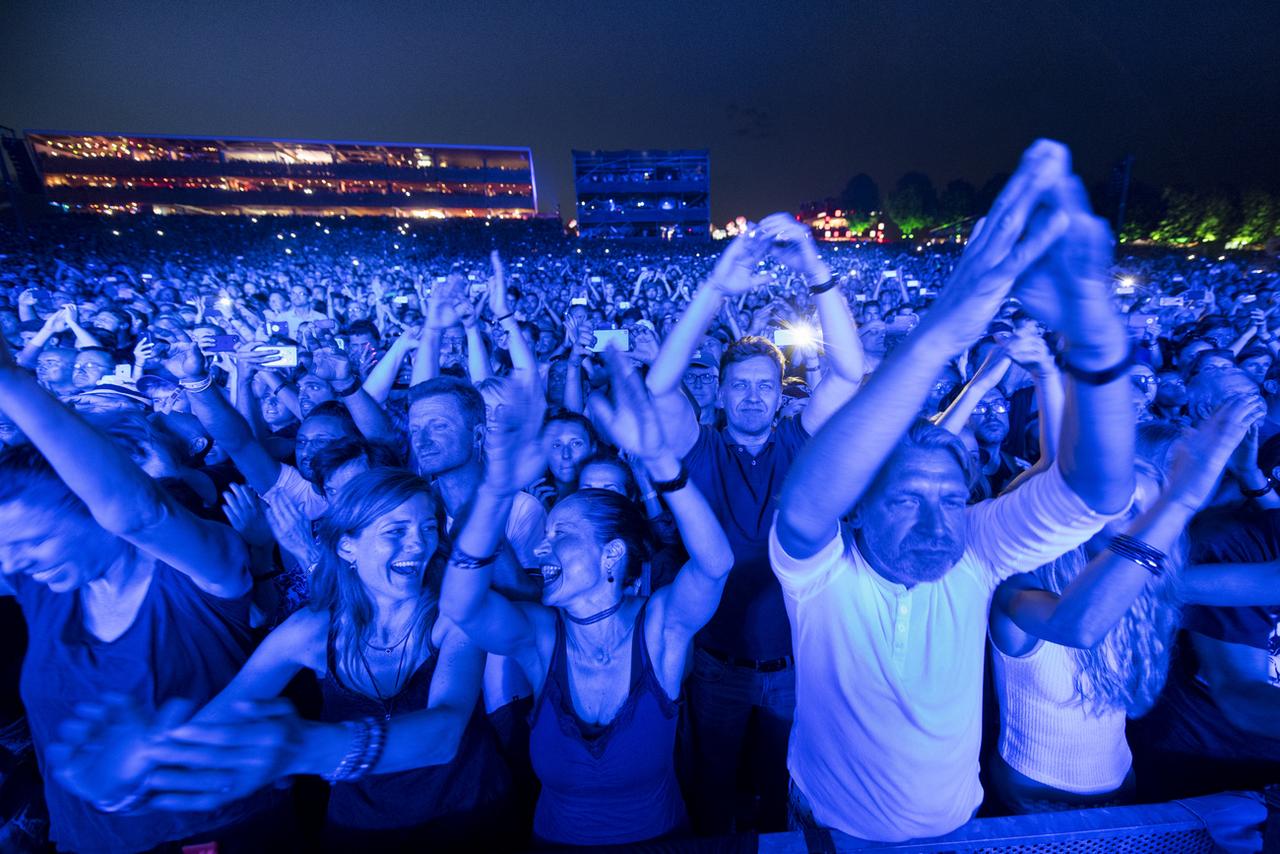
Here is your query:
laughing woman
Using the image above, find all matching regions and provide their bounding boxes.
[440,352,736,848]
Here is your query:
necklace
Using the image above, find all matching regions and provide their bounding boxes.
[563,600,623,626]
[356,628,413,720]
[366,624,415,654]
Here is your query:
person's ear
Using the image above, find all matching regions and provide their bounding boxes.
[336,535,358,565]
[601,538,626,570]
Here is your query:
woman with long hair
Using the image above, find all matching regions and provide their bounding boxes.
[440,351,735,847]
[988,396,1261,812]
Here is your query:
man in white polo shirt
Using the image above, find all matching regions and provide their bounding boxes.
[770,141,1136,842]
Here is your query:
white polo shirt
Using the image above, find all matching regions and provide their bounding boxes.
[769,465,1112,842]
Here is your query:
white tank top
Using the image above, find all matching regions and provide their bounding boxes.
[991,637,1132,793]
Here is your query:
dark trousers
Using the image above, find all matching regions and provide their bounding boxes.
[686,647,794,835]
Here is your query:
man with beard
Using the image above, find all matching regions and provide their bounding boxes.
[771,142,1134,842]
[407,375,543,596]
[645,215,864,834]
[967,386,1026,495]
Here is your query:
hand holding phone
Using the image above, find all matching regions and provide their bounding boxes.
[259,345,299,368]
[591,329,630,352]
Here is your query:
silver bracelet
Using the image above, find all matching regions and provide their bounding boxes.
[178,374,214,393]
[1107,533,1167,578]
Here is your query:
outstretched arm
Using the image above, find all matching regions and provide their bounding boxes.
[589,348,734,641]
[0,337,249,598]
[646,231,770,457]
[776,141,1073,560]
[994,394,1259,650]
[439,375,547,658]
[934,347,1012,434]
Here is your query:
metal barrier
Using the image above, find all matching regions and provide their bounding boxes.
[755,792,1266,854]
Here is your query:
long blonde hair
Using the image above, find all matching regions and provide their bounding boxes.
[1032,456,1184,717]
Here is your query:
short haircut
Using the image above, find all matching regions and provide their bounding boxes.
[343,319,381,342]
[1188,348,1236,377]
[869,418,979,497]
[719,335,785,383]
[305,401,359,434]
[407,375,485,432]
[1187,367,1255,421]
[543,407,598,446]
[311,437,403,493]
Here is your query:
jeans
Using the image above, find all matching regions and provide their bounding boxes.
[686,647,795,834]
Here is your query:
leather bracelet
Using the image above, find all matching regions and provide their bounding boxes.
[650,462,690,494]
[1057,342,1136,386]
[1239,478,1275,500]
[333,378,361,397]
[808,278,838,296]
[493,310,516,324]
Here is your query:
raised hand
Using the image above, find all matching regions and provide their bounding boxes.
[588,346,669,463]
[425,275,463,330]
[133,338,155,368]
[311,347,352,383]
[630,323,660,365]
[483,374,547,493]
[923,140,1072,354]
[265,496,316,562]
[707,228,771,295]
[487,250,512,318]
[1004,327,1055,377]
[1168,393,1267,512]
[162,339,208,381]
[221,483,274,550]
[759,213,830,281]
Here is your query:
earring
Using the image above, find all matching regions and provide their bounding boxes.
[607,570,615,583]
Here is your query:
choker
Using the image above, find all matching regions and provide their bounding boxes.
[563,601,623,626]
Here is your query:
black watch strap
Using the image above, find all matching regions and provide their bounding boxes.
[651,462,691,494]
[1057,342,1137,386]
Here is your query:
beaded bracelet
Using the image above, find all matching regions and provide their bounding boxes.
[448,546,500,571]
[1106,533,1167,578]
[324,719,370,782]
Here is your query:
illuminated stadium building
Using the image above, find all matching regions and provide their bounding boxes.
[22,132,537,218]
[572,150,709,239]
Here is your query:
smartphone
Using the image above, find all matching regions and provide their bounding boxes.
[140,273,154,280]
[104,276,118,284]
[591,329,630,352]
[570,297,589,307]
[260,345,299,368]
[1115,286,1135,295]
[773,329,805,347]
[589,276,603,285]
[315,318,337,330]
[1127,313,1156,330]
[855,293,868,302]
[210,334,241,353]
[469,280,487,298]
[906,279,920,289]
[1241,294,1258,304]
[882,270,899,279]
[617,300,633,311]
[393,295,411,305]
[113,364,135,382]
[266,321,287,337]
[334,336,347,351]
[1158,296,1185,308]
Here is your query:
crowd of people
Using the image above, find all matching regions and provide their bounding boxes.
[0,139,1277,853]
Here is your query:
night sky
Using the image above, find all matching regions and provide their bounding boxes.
[3,0,1277,222]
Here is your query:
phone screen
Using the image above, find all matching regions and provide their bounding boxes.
[261,345,298,368]
[591,329,630,352]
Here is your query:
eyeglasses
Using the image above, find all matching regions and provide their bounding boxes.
[684,373,717,387]
[1131,375,1157,389]
[972,402,1009,416]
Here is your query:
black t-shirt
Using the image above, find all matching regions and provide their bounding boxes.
[684,416,809,660]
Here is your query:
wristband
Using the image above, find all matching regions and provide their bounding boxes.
[1106,533,1167,578]
[448,546,500,571]
[178,374,213,393]
[333,378,361,397]
[808,278,838,296]
[1057,342,1136,386]
[650,462,690,494]
[1239,478,1276,500]
[494,311,516,324]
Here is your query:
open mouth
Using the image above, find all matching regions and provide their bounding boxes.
[541,564,563,587]
[388,559,422,577]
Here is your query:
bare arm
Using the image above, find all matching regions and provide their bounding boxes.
[362,332,416,404]
[776,141,1073,559]
[0,342,249,598]
[934,349,1011,434]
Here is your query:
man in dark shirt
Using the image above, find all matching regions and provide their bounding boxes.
[646,218,863,833]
